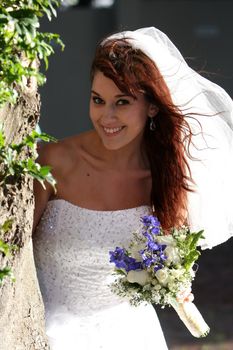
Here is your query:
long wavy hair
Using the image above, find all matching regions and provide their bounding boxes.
[90,38,195,230]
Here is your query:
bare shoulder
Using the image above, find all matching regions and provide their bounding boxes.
[36,130,95,175]
[33,130,94,233]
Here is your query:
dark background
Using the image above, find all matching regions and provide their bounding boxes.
[39,1,233,349]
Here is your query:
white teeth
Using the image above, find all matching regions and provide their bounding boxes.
[103,126,124,134]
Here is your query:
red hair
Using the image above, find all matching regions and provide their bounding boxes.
[91,38,194,230]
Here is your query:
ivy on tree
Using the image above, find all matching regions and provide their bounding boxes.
[0,0,64,106]
[0,0,64,283]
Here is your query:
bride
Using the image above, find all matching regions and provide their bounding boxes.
[32,27,233,349]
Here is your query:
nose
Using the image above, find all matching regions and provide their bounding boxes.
[101,104,117,123]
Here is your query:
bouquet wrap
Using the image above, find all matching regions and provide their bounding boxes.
[170,298,210,338]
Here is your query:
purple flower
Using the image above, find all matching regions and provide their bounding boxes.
[147,240,160,251]
[140,249,156,268]
[109,215,165,276]
[159,250,167,262]
[141,215,161,235]
[151,225,160,235]
[127,258,142,272]
[109,247,142,272]
[140,240,167,271]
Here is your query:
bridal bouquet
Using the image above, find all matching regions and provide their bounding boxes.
[109,215,210,338]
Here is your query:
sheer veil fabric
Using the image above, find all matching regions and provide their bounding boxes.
[103,27,233,249]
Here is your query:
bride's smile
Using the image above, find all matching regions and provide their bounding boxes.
[90,71,157,151]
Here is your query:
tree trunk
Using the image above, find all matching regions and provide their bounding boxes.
[0,78,50,349]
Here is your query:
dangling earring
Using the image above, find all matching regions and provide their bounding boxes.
[149,117,156,131]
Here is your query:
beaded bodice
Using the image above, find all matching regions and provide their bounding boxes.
[33,199,150,317]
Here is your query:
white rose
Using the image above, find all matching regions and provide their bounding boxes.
[155,268,169,286]
[164,246,181,264]
[170,268,184,279]
[156,235,176,247]
[127,270,150,286]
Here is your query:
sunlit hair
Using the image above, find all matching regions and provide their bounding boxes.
[91,37,195,230]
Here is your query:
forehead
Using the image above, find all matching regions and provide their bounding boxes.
[91,71,145,101]
[91,71,122,92]
[91,77,149,112]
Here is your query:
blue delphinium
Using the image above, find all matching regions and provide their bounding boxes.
[140,243,167,271]
[110,215,167,274]
[109,247,142,272]
[139,215,167,271]
[141,215,161,234]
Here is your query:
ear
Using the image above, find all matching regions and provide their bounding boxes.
[148,104,159,118]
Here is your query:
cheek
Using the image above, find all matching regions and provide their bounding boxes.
[134,110,148,129]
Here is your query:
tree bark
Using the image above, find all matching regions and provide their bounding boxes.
[0,78,50,349]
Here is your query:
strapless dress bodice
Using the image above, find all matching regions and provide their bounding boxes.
[33,199,151,316]
[33,199,168,350]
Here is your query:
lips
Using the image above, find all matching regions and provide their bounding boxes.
[103,126,125,135]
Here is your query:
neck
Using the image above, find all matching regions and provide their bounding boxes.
[93,132,149,171]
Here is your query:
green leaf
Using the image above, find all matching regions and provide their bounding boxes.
[115,269,127,276]
[11,143,25,153]
[0,265,15,283]
[37,132,57,143]
[0,0,63,107]
[43,171,57,191]
[0,129,5,147]
[0,239,18,256]
[39,165,52,176]
[0,219,13,234]
[0,240,11,256]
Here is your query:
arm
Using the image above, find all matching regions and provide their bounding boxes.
[32,136,78,233]
[32,142,57,233]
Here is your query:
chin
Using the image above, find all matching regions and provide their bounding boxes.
[102,142,124,151]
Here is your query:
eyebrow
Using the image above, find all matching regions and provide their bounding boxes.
[91,90,133,98]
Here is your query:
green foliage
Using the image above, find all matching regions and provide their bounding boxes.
[0,219,13,233]
[0,219,17,256]
[0,0,62,285]
[0,0,64,106]
[175,229,204,271]
[0,219,17,284]
[0,127,58,285]
[0,266,15,284]
[0,126,57,190]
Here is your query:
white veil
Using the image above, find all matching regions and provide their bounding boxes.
[103,27,233,249]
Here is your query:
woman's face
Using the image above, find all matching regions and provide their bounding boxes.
[90,71,156,151]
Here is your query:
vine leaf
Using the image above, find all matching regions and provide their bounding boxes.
[0,128,57,191]
[0,0,64,107]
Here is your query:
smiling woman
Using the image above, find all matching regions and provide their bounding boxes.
[32,27,233,350]
[90,71,157,151]
[90,37,194,230]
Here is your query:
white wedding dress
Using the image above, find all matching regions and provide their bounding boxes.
[33,199,168,350]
